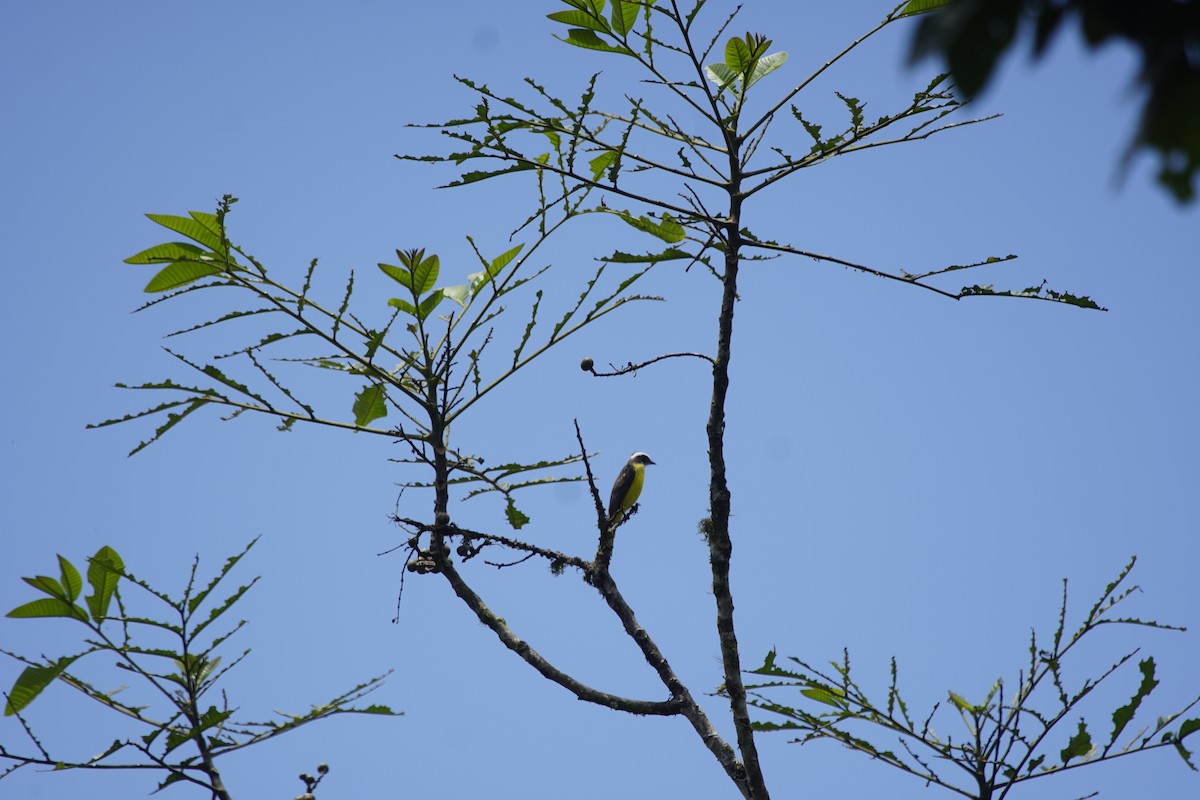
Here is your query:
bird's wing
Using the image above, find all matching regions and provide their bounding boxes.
[608,463,635,518]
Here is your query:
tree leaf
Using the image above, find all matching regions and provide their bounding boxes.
[589,149,618,181]
[124,241,207,265]
[378,262,413,290]
[144,261,225,293]
[146,213,225,252]
[443,284,471,307]
[504,497,531,530]
[388,297,418,316]
[417,288,446,321]
[800,687,843,708]
[489,243,524,278]
[547,9,611,33]
[57,556,82,603]
[86,546,125,622]
[353,384,388,426]
[745,51,787,90]
[1169,718,1200,769]
[705,62,738,91]
[600,246,693,264]
[611,0,637,36]
[614,210,685,243]
[4,655,82,715]
[1110,658,1159,747]
[413,253,440,294]
[6,597,86,620]
[558,28,634,56]
[1061,720,1094,764]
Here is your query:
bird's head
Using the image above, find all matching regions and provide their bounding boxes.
[629,452,655,466]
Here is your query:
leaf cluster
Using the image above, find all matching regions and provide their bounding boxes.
[103,193,660,527]
[0,542,396,794]
[743,558,1199,799]
[403,0,1102,308]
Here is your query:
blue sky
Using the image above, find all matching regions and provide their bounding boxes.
[2,2,1197,799]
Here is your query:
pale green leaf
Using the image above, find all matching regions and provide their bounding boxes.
[57,556,82,603]
[745,50,787,90]
[705,62,738,90]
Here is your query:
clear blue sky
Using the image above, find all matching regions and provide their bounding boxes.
[2,2,1197,799]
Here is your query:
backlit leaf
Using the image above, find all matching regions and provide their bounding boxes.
[353,384,388,427]
[145,261,224,293]
[5,655,82,715]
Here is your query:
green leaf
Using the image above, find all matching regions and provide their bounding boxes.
[353,384,388,427]
[589,149,617,181]
[378,262,413,290]
[444,162,536,187]
[417,288,445,321]
[1061,720,1094,764]
[5,655,81,715]
[547,9,611,33]
[188,210,223,240]
[959,282,1107,311]
[388,297,418,316]
[413,253,440,294]
[86,546,124,621]
[725,35,753,72]
[559,28,634,56]
[146,213,225,252]
[837,91,864,131]
[23,574,64,597]
[1174,718,1200,769]
[124,241,207,265]
[57,556,82,603]
[1110,658,1159,746]
[144,260,225,293]
[899,0,953,17]
[7,597,86,620]
[948,691,974,712]
[504,497,530,530]
[600,246,693,264]
[615,211,685,243]
[800,687,843,708]
[489,243,524,277]
[611,0,637,35]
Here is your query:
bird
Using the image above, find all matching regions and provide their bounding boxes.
[607,452,655,523]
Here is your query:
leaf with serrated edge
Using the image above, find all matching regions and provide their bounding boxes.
[353,384,388,426]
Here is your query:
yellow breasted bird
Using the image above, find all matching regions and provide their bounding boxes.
[607,452,655,523]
